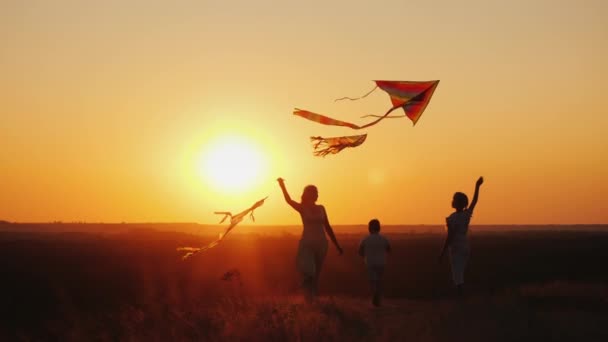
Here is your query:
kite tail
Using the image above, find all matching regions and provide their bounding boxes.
[182,251,196,260]
[178,196,267,259]
[215,212,232,224]
[334,85,378,102]
[177,247,201,260]
[310,135,367,157]
[177,239,221,259]
[246,197,267,222]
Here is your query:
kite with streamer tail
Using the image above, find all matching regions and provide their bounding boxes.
[294,80,439,156]
[177,197,267,259]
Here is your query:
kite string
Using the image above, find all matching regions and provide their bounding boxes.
[360,114,405,119]
[358,105,402,129]
[334,85,378,102]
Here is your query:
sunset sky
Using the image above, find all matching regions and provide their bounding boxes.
[1,0,607,225]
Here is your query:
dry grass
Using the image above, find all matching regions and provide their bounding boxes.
[2,229,608,341]
[9,282,605,342]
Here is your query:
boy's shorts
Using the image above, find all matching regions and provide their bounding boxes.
[367,264,385,284]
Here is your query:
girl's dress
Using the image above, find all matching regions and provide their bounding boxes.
[446,209,473,285]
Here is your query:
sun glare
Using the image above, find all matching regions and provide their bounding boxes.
[198,136,266,193]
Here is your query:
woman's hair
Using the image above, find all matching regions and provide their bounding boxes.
[368,219,381,233]
[301,185,318,204]
[452,192,469,210]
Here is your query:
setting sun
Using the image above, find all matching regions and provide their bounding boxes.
[198,135,267,194]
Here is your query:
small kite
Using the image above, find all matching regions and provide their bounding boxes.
[177,196,267,259]
[294,80,439,156]
[310,134,367,157]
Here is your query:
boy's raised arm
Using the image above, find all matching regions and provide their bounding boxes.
[468,176,484,212]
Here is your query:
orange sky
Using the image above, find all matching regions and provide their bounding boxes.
[1,0,607,225]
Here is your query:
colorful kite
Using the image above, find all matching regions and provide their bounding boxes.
[177,196,267,259]
[294,80,439,156]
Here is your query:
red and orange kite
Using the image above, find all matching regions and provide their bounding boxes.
[294,80,439,156]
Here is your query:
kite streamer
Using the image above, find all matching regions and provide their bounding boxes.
[294,80,439,156]
[177,197,267,259]
[311,134,367,157]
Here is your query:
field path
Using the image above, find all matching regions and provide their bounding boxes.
[213,290,608,341]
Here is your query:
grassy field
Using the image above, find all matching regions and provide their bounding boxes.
[1,225,607,341]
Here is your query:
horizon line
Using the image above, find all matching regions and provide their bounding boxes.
[2,221,608,227]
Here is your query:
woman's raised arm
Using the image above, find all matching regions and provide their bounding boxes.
[277,178,301,212]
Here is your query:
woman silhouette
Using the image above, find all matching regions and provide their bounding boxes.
[277,178,343,302]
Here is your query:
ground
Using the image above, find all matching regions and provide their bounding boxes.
[1,226,607,340]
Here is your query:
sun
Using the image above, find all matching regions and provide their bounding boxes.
[198,135,266,193]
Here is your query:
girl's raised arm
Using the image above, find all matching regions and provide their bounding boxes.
[468,176,484,212]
